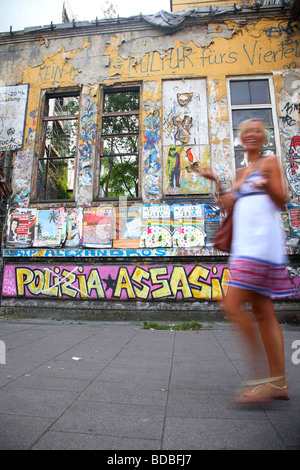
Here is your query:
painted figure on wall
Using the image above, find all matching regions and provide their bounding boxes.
[163,79,210,195]
[167,142,184,189]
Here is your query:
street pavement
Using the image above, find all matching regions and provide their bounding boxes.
[0,316,299,451]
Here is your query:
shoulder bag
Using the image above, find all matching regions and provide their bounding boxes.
[213,208,233,253]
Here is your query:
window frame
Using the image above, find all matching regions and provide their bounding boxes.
[227,75,281,171]
[94,84,141,201]
[32,87,81,203]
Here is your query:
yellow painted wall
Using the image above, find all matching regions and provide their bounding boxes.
[2,16,297,205]
[171,0,248,11]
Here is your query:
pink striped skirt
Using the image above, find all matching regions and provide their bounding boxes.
[228,257,298,298]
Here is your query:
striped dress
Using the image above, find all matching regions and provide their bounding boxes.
[229,172,296,298]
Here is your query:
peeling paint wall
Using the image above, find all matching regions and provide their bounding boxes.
[0,10,299,312]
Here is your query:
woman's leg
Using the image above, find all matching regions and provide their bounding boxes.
[223,287,289,400]
[222,285,258,350]
[222,285,265,380]
[249,292,287,385]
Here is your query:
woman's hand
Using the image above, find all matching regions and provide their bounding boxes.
[252,176,268,190]
[197,169,222,191]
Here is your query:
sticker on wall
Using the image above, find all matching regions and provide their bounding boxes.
[82,206,114,248]
[6,208,36,247]
[140,204,172,248]
[0,84,29,151]
[162,79,211,195]
[172,204,205,247]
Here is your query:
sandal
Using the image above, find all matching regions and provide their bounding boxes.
[231,376,290,404]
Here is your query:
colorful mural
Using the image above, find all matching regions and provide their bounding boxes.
[143,110,161,196]
[2,263,299,301]
[162,79,211,195]
[2,263,230,300]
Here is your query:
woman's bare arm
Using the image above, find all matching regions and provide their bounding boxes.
[255,155,286,210]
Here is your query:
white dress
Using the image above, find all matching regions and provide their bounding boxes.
[228,172,295,297]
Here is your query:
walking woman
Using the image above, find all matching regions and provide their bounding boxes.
[202,119,296,403]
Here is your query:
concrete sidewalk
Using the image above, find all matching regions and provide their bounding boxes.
[0,317,299,450]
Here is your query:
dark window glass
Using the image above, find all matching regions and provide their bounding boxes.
[249,80,270,104]
[232,108,273,127]
[230,79,275,169]
[230,80,270,105]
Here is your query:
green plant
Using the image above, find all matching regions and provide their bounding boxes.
[142,321,202,331]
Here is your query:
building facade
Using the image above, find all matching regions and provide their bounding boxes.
[0,1,299,319]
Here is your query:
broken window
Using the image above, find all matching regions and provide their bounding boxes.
[229,78,278,169]
[96,86,140,199]
[34,90,80,201]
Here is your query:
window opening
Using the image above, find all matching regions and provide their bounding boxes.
[229,78,277,169]
[35,91,80,201]
[97,87,140,199]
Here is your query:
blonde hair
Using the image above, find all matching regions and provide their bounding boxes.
[238,119,268,145]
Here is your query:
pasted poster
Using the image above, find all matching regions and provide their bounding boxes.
[162,79,211,195]
[82,206,114,248]
[33,208,66,247]
[204,204,221,246]
[63,208,83,248]
[6,208,36,247]
[282,204,300,248]
[0,84,29,151]
[114,204,141,248]
[140,204,172,248]
[172,204,205,247]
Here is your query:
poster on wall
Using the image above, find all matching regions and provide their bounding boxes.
[63,208,83,247]
[172,204,205,247]
[162,79,211,196]
[0,84,29,151]
[140,204,172,248]
[82,206,114,248]
[6,208,36,247]
[282,204,300,247]
[204,204,221,246]
[33,208,66,247]
[113,204,141,248]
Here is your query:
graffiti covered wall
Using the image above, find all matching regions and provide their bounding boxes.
[0,7,299,315]
[3,262,299,301]
[0,84,29,151]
